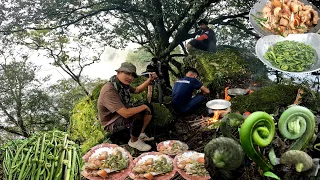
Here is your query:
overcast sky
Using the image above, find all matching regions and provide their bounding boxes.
[34,43,140,86]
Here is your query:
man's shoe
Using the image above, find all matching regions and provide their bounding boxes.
[128,139,151,151]
[139,133,155,141]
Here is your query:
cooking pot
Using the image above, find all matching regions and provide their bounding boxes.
[206,99,231,116]
[227,88,248,96]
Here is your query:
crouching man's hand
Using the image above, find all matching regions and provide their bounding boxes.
[149,72,158,81]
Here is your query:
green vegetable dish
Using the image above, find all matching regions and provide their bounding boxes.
[264,40,317,72]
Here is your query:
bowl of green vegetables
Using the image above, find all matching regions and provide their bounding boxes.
[255,33,320,73]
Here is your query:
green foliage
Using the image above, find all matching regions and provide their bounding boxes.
[68,96,106,155]
[231,84,299,114]
[126,48,153,74]
[264,171,280,180]
[0,0,224,61]
[90,83,105,113]
[0,60,67,138]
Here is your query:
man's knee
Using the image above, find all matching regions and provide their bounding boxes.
[130,112,144,137]
[189,39,197,48]
[189,94,205,105]
[131,111,145,121]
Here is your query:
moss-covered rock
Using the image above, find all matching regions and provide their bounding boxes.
[183,46,269,95]
[150,103,173,127]
[184,48,248,84]
[230,84,300,114]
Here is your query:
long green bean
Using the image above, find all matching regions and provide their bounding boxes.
[1,130,83,180]
[18,147,33,180]
[35,133,46,180]
[31,137,41,180]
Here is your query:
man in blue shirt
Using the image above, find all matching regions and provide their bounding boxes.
[172,67,210,114]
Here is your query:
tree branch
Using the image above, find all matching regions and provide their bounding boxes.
[161,0,221,57]
[169,54,187,58]
[0,125,24,136]
[1,5,148,33]
[0,102,18,126]
[167,65,180,78]
[179,42,188,55]
[167,1,193,36]
[208,12,249,25]
[219,19,260,39]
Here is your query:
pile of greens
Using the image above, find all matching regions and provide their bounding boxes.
[264,40,316,72]
[1,130,82,180]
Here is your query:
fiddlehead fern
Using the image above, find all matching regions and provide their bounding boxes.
[205,137,244,170]
[240,111,275,172]
[204,137,244,179]
[280,150,313,172]
[220,113,244,141]
[278,105,316,150]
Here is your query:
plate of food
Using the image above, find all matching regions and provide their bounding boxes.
[157,140,188,156]
[255,33,320,73]
[250,0,320,37]
[81,143,133,180]
[174,151,210,180]
[129,152,177,180]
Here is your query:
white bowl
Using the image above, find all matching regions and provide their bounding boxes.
[255,33,320,74]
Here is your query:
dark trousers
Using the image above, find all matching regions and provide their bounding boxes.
[105,111,145,137]
[173,94,205,114]
[189,39,208,51]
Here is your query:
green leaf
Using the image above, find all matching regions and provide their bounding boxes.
[264,171,280,180]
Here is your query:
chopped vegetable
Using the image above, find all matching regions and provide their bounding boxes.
[143,172,154,180]
[97,169,108,178]
[264,40,316,72]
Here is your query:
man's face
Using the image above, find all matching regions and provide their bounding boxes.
[199,23,207,30]
[117,71,134,85]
